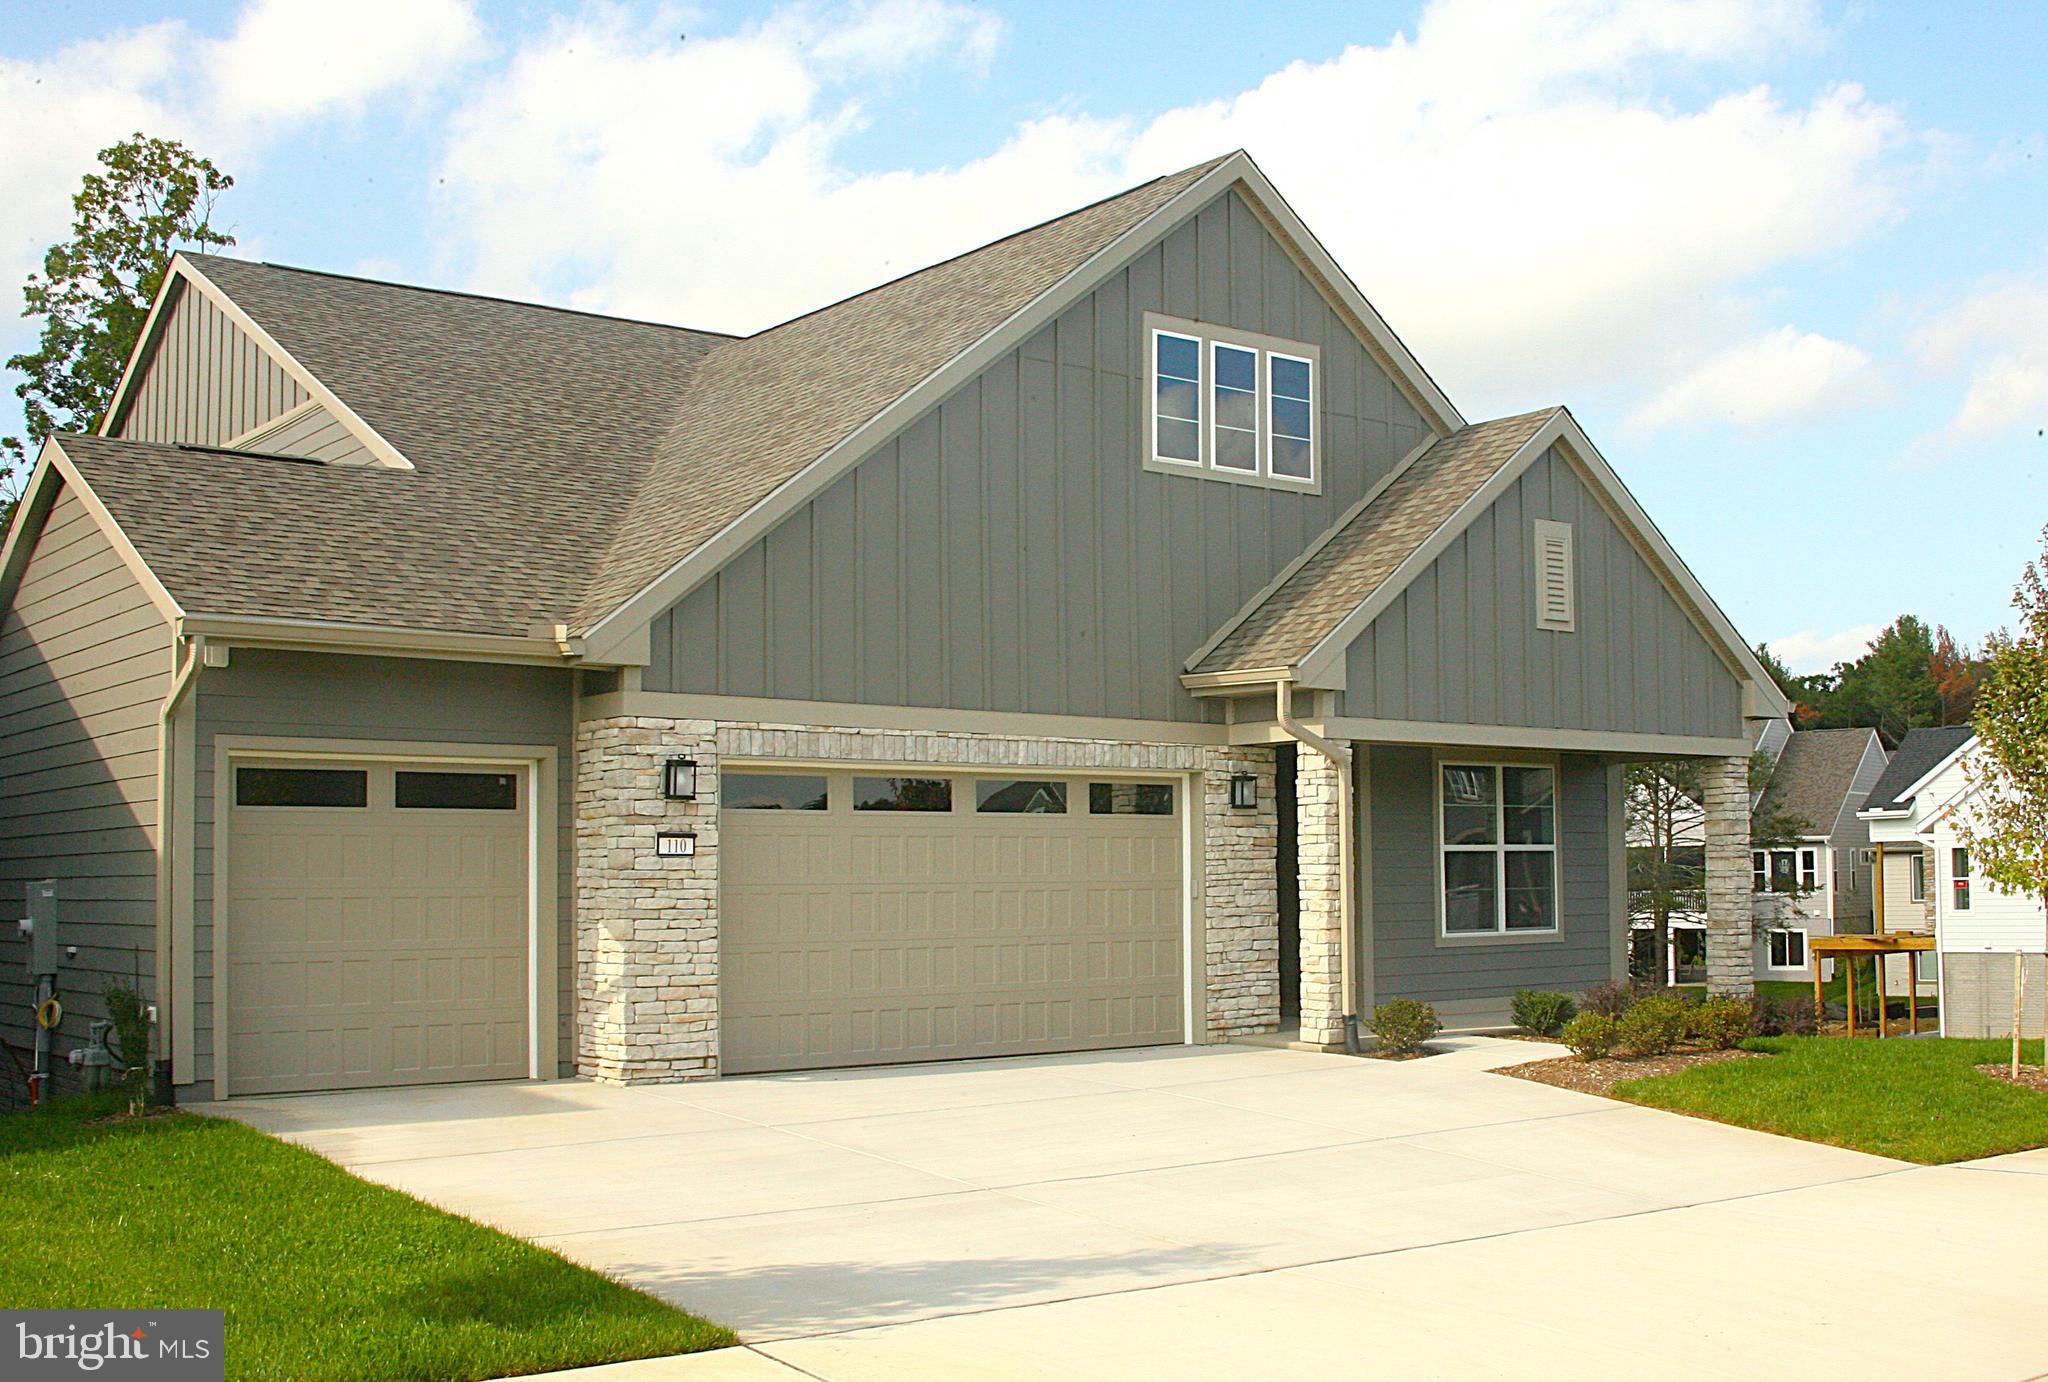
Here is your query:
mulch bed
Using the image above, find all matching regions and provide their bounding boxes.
[1499,1047,1763,1097]
[1976,1063,2048,1094]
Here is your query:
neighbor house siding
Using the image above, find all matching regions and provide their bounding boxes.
[643,189,1430,722]
[0,487,172,1090]
[189,650,576,1086]
[1337,447,1745,740]
[235,403,371,465]
[1880,849,1932,935]
[1827,737,1888,928]
[1366,744,1614,1026]
[114,280,308,446]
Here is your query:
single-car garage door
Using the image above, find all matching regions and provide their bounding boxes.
[721,768,1185,1074]
[225,758,530,1095]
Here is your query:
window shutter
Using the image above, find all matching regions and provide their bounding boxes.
[1533,519,1575,632]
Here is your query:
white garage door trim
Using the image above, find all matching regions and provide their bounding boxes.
[718,761,1204,1071]
[209,735,559,1097]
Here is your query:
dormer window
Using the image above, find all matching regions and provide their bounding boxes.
[1145,313,1319,492]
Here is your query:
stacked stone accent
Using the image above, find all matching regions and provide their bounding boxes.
[1294,748,1347,1046]
[575,716,720,1082]
[1703,753,1754,997]
[575,717,1282,1081]
[1201,746,1280,1039]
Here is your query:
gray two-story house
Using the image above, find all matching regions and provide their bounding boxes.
[0,152,1784,1099]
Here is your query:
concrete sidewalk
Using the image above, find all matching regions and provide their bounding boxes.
[208,1041,2048,1380]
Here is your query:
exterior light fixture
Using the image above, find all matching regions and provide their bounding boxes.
[663,758,698,800]
[1229,773,1258,810]
[656,831,697,859]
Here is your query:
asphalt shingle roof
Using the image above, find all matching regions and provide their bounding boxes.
[1862,724,1975,813]
[1752,728,1880,836]
[1191,408,1558,675]
[57,158,1229,640]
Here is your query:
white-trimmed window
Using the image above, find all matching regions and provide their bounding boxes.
[1440,762,1558,937]
[1952,847,1971,911]
[1145,315,1319,490]
[1910,851,1927,902]
[1766,928,1808,970]
[1752,848,1818,893]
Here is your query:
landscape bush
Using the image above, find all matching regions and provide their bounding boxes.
[1579,978,1639,1019]
[1617,993,1688,1057]
[1687,997,1754,1050]
[1777,992,1820,1036]
[1561,1012,1620,1060]
[1510,990,1577,1037]
[1370,998,1441,1055]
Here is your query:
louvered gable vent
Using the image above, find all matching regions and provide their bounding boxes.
[1533,519,1575,632]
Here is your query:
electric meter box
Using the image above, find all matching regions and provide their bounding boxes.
[22,880,59,977]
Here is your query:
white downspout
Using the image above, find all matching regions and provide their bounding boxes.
[154,634,204,1084]
[1276,679,1358,1052]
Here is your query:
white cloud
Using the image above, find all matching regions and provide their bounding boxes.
[1912,267,2048,449]
[1767,623,1882,674]
[0,1,484,341]
[1624,325,1881,434]
[432,0,1912,419]
[203,0,484,122]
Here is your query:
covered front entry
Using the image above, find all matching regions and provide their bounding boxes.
[719,767,1185,1073]
[224,757,532,1095]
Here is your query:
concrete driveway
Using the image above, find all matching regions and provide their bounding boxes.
[211,1040,2048,1380]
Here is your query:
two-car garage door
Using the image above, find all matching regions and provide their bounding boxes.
[225,759,531,1095]
[720,768,1186,1074]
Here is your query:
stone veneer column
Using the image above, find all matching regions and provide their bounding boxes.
[575,716,720,1082]
[1201,746,1279,1039]
[1703,754,1754,998]
[1294,748,1346,1045]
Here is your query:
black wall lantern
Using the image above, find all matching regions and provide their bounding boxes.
[656,830,697,858]
[663,758,699,800]
[1229,773,1258,810]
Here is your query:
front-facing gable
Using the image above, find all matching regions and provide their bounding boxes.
[638,183,1437,723]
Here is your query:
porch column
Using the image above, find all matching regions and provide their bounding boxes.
[1296,749,1346,1044]
[1703,753,1754,998]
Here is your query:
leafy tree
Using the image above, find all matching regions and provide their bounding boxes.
[1626,760,1706,981]
[1956,525,2048,1071]
[1752,642,1831,727]
[3,134,233,496]
[1823,616,1942,742]
[1930,624,1982,726]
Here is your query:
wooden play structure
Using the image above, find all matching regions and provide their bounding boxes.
[1805,933,1936,1037]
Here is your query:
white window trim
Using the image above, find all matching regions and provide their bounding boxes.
[1208,339,1262,477]
[1435,758,1562,943]
[1149,327,1203,471]
[1909,851,1927,902]
[1142,311,1321,494]
[1765,926,1809,971]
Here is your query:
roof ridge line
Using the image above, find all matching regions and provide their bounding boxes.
[181,252,743,340]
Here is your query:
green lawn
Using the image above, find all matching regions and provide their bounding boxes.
[1614,1036,2048,1164]
[0,1095,733,1380]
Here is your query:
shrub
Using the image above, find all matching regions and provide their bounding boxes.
[1777,992,1820,1036]
[1617,993,1688,1056]
[1370,998,1441,1055]
[1688,997,1753,1050]
[1561,1012,1620,1060]
[1511,990,1577,1037]
[1580,978,1640,1019]
[103,980,153,1109]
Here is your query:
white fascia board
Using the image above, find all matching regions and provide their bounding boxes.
[1890,740,1977,814]
[581,151,1467,662]
[177,612,581,666]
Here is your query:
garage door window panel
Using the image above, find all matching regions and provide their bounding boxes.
[727,772,829,810]
[1088,782,1174,815]
[236,767,368,808]
[395,771,517,810]
[855,776,953,811]
[977,779,1068,814]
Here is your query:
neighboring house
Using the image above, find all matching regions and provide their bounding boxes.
[0,151,1786,1099]
[1859,727,2048,1035]
[1746,726,1889,983]
[1626,723,1885,985]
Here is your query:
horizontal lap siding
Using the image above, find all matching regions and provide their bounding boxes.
[242,404,372,465]
[192,650,576,1079]
[1341,448,1744,740]
[116,281,307,446]
[0,489,171,1098]
[1368,745,1613,1020]
[645,190,1428,721]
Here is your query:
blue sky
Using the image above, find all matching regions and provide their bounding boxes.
[3,1,2044,673]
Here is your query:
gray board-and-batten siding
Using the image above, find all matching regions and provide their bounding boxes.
[642,189,1430,723]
